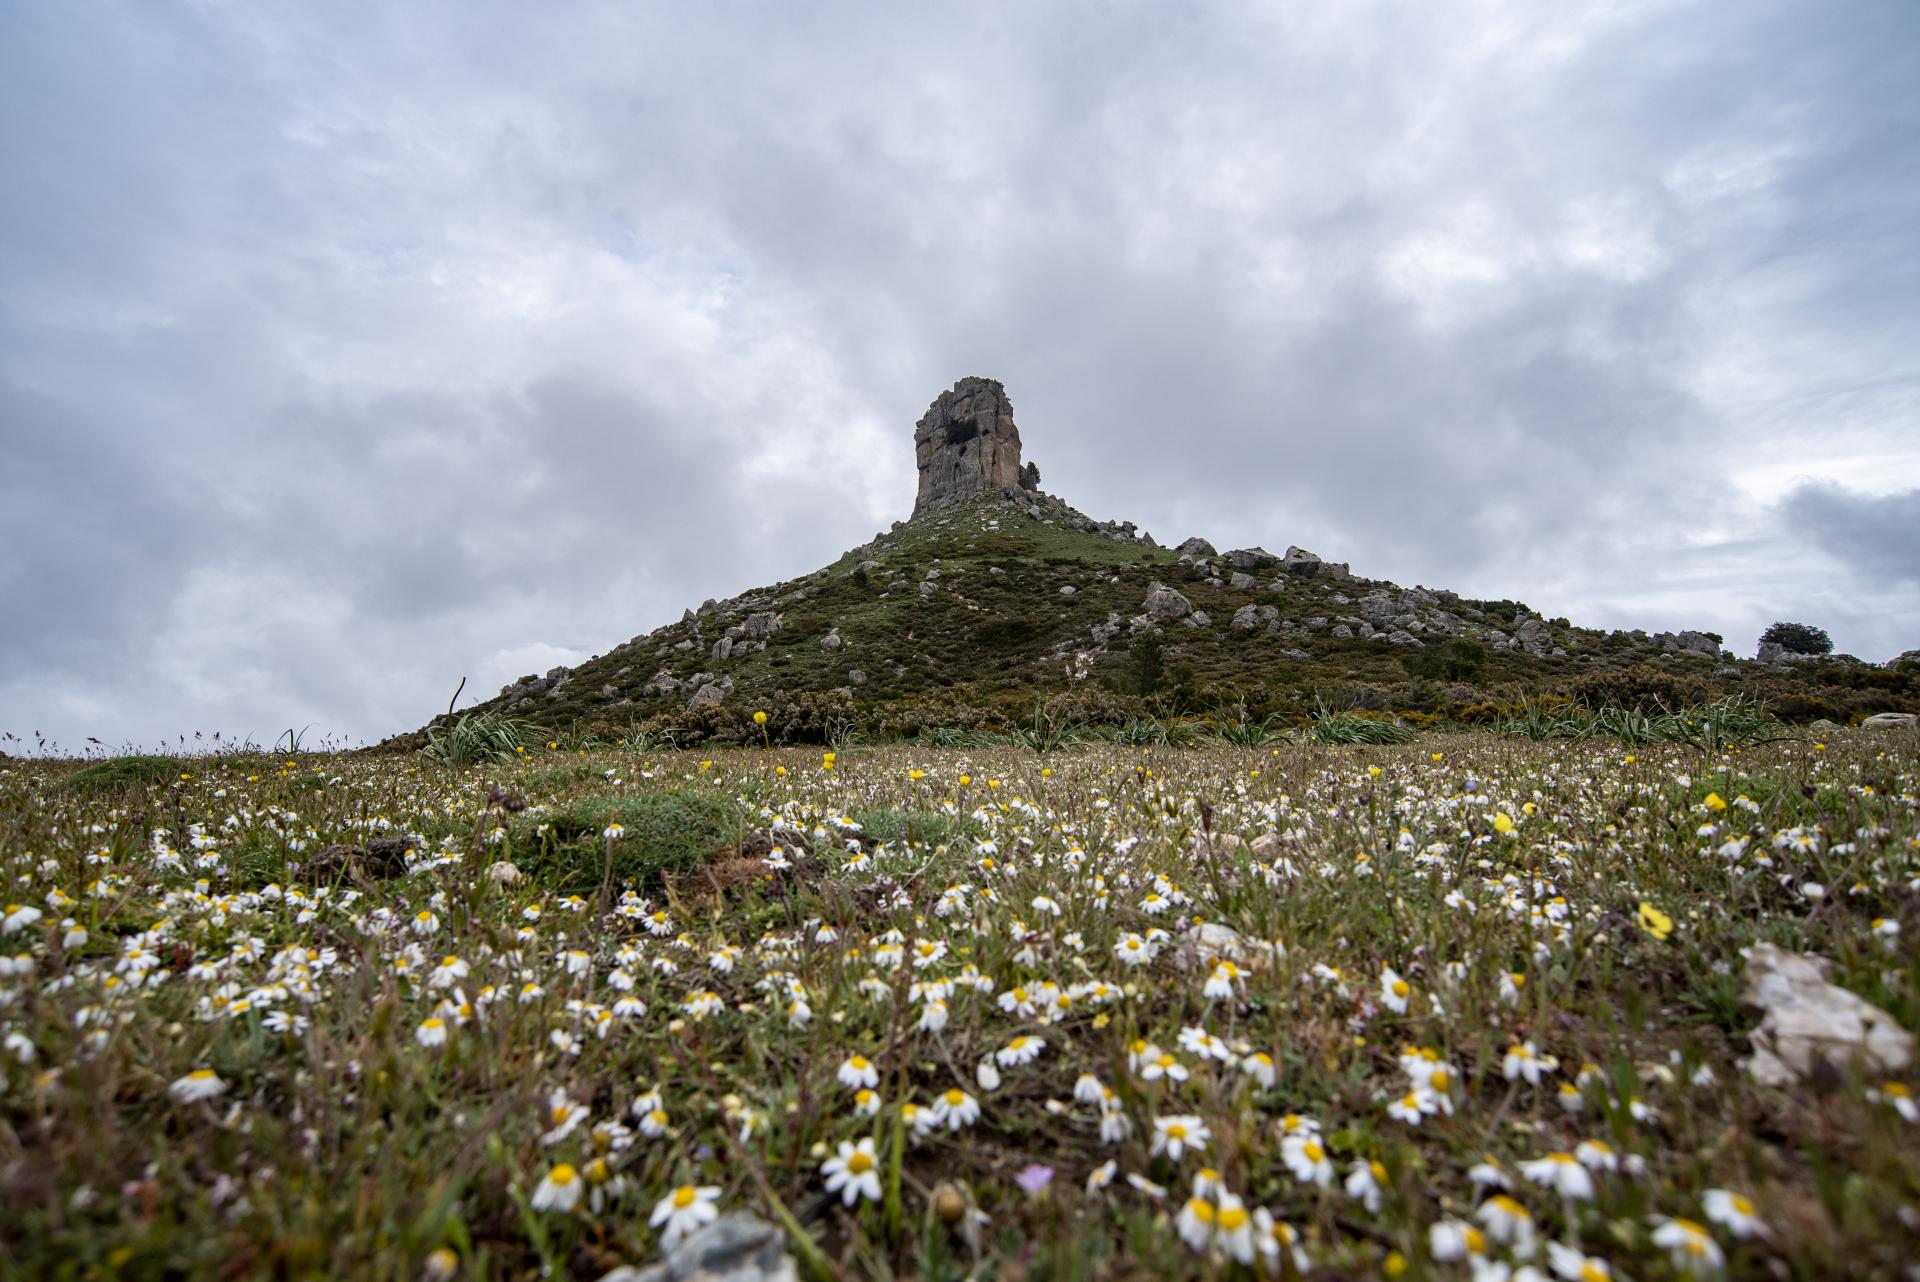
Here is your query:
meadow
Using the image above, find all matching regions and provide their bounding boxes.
[2,728,1916,1279]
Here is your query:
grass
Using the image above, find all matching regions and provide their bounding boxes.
[2,727,1917,1278]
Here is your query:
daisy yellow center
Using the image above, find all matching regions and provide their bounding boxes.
[945,1089,966,1107]
[1185,1198,1214,1224]
[1431,1070,1451,1091]
[1167,1124,1188,1140]
[1303,1141,1324,1162]
[672,1185,697,1208]
[1218,1206,1248,1231]
[189,1069,216,1081]
[1391,979,1409,997]
[849,1056,869,1070]
[1465,1226,1487,1253]
[848,1152,874,1174]
[550,1164,577,1186]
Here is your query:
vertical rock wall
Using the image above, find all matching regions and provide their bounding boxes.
[912,377,1023,518]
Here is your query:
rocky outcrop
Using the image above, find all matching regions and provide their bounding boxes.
[913,377,1023,518]
[1653,630,1721,657]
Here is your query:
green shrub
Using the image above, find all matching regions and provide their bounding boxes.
[1760,621,1832,656]
[65,755,182,794]
[422,710,534,765]
[515,790,739,893]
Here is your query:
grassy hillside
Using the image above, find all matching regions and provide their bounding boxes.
[392,490,1918,750]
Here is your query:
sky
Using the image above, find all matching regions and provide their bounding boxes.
[3,0,1917,751]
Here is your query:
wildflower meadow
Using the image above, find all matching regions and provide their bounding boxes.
[2,729,1917,1279]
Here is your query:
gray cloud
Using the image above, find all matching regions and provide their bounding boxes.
[2,0,1917,748]
[1777,483,1920,588]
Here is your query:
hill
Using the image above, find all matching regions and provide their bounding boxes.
[394,378,1917,748]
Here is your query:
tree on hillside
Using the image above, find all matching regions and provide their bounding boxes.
[1019,461,1041,491]
[1760,621,1832,656]
[1128,630,1164,695]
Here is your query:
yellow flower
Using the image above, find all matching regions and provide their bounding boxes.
[1492,812,1514,835]
[753,710,768,725]
[1703,792,1727,812]
[1637,902,1674,942]
[775,765,786,776]
[1430,752,1444,762]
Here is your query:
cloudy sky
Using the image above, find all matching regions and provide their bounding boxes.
[3,1,1916,750]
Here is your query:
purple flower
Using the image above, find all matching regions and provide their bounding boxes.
[1015,1164,1054,1196]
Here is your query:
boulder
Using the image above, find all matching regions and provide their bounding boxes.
[742,612,780,639]
[1741,944,1913,1087]
[1175,537,1217,562]
[1142,582,1192,621]
[686,679,733,711]
[820,629,843,651]
[1228,571,1257,591]
[913,377,1024,517]
[1278,546,1347,578]
[1225,547,1278,571]
[1861,712,1917,730]
[599,1212,797,1282]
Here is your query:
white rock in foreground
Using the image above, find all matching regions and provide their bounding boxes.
[1741,943,1913,1086]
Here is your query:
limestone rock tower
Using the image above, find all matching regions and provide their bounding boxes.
[912,376,1023,518]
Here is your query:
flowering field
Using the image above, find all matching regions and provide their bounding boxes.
[3,732,1917,1280]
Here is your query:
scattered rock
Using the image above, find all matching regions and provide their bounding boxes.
[820,629,843,651]
[1807,718,1841,734]
[848,669,866,686]
[1058,585,1076,596]
[1142,582,1192,621]
[1741,943,1913,1087]
[1861,712,1917,729]
[1229,571,1257,591]
[486,861,521,886]
[1755,641,1826,665]
[600,1212,797,1282]
[742,612,780,639]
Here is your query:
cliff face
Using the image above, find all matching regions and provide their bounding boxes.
[913,376,1023,518]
